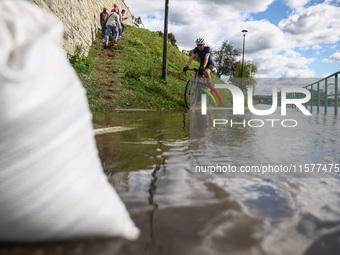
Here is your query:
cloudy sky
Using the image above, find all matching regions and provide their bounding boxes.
[124,0,339,78]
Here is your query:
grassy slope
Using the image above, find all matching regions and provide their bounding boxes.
[81,26,231,111]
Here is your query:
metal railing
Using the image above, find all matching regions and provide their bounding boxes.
[303,71,339,114]
[285,71,339,114]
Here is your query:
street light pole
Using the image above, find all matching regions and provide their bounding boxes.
[162,0,169,81]
[241,29,248,92]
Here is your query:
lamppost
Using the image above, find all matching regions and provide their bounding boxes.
[241,29,248,92]
[162,0,170,81]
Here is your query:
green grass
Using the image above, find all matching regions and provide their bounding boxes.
[68,46,94,78]
[79,26,232,111]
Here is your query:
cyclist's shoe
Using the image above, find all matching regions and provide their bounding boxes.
[183,66,189,72]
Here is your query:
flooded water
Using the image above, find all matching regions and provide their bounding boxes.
[92,108,340,255]
[1,108,339,255]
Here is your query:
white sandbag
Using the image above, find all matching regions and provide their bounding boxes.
[0,0,140,242]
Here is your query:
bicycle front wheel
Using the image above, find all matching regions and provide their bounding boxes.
[185,80,198,109]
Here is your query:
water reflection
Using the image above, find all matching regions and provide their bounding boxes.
[190,106,340,176]
[93,109,340,255]
[2,109,340,254]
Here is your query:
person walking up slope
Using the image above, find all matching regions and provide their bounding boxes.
[111,4,120,14]
[104,9,121,48]
[100,8,108,40]
[119,9,127,36]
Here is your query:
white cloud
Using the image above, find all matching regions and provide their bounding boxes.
[283,0,311,10]
[299,46,310,51]
[207,0,275,13]
[330,44,338,49]
[239,20,289,54]
[312,44,322,50]
[279,4,340,46]
[322,52,340,62]
[280,69,316,78]
[253,51,315,77]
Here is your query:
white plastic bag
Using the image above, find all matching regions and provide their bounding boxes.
[0,1,139,242]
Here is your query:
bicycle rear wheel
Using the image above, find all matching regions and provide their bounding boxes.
[185,80,198,109]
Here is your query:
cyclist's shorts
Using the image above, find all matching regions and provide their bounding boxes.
[199,64,214,76]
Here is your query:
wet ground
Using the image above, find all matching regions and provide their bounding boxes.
[1,109,340,255]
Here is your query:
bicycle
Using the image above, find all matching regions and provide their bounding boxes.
[183,68,212,109]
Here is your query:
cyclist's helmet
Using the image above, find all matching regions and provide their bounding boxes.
[195,38,205,45]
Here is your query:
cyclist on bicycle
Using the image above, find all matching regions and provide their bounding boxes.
[183,38,214,83]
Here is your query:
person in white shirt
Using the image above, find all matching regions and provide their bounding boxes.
[119,9,128,36]
[104,9,121,48]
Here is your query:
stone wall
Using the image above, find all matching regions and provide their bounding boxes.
[29,0,134,55]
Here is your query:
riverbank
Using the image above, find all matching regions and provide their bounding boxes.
[78,26,194,111]
[76,26,234,112]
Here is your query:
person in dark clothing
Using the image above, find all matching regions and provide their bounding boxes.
[183,38,214,82]
[100,8,108,39]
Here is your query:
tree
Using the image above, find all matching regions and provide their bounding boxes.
[213,40,240,78]
[157,31,178,48]
[168,33,178,48]
[232,61,258,92]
